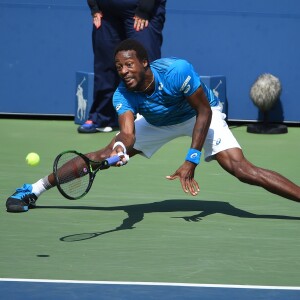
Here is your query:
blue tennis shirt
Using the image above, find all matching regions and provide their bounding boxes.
[113,57,219,126]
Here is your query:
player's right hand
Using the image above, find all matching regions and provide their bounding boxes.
[116,152,130,167]
[93,12,103,29]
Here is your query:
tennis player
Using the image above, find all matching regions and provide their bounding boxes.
[6,39,300,212]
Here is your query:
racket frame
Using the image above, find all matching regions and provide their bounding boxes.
[53,150,119,200]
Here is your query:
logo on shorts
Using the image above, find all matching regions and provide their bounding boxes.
[116,104,122,111]
[215,138,221,145]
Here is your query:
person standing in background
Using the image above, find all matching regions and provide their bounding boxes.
[78,0,166,133]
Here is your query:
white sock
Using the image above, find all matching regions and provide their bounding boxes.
[31,176,53,197]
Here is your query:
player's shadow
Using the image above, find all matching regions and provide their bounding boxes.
[38,199,300,242]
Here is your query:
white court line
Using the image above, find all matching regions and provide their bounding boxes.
[0,278,300,290]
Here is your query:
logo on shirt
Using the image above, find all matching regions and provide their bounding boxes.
[116,104,122,111]
[158,82,164,90]
[180,75,191,93]
[184,85,191,94]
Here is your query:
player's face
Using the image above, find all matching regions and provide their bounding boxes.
[115,50,148,91]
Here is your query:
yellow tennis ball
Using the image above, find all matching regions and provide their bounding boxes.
[26,152,40,166]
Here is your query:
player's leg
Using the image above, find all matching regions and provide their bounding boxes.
[216,148,300,202]
[6,131,143,212]
[6,136,130,212]
[203,103,300,202]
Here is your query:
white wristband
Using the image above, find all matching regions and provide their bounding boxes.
[113,141,127,154]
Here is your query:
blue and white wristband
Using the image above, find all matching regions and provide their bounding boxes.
[185,148,202,165]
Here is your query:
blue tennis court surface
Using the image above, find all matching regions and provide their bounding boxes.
[1,279,299,300]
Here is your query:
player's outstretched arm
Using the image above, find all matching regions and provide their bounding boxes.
[112,111,136,166]
[166,86,212,195]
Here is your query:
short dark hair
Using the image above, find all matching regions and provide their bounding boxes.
[114,39,149,62]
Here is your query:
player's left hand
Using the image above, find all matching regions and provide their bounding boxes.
[133,16,149,31]
[166,161,200,196]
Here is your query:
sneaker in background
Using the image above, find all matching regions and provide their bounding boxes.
[77,120,99,133]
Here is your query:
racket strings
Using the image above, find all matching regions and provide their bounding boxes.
[55,152,90,198]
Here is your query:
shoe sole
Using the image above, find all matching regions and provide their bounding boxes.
[77,128,99,133]
[7,204,29,212]
[6,198,36,213]
[96,127,113,133]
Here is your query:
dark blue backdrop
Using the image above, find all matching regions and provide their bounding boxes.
[0,0,299,122]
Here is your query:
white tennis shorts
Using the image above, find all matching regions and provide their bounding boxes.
[133,103,241,162]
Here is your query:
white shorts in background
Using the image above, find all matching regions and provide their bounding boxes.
[133,104,241,162]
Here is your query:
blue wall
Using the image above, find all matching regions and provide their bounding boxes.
[0,0,92,115]
[1,0,300,122]
[163,0,300,122]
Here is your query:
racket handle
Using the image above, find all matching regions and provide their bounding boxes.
[106,155,121,166]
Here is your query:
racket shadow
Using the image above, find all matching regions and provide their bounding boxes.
[38,199,300,242]
[59,210,141,242]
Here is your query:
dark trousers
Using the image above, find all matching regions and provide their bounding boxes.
[89,0,166,127]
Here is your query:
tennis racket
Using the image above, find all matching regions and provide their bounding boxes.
[53,150,120,200]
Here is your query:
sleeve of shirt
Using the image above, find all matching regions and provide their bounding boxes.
[113,86,137,116]
[135,0,156,19]
[166,60,201,97]
[87,0,101,15]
